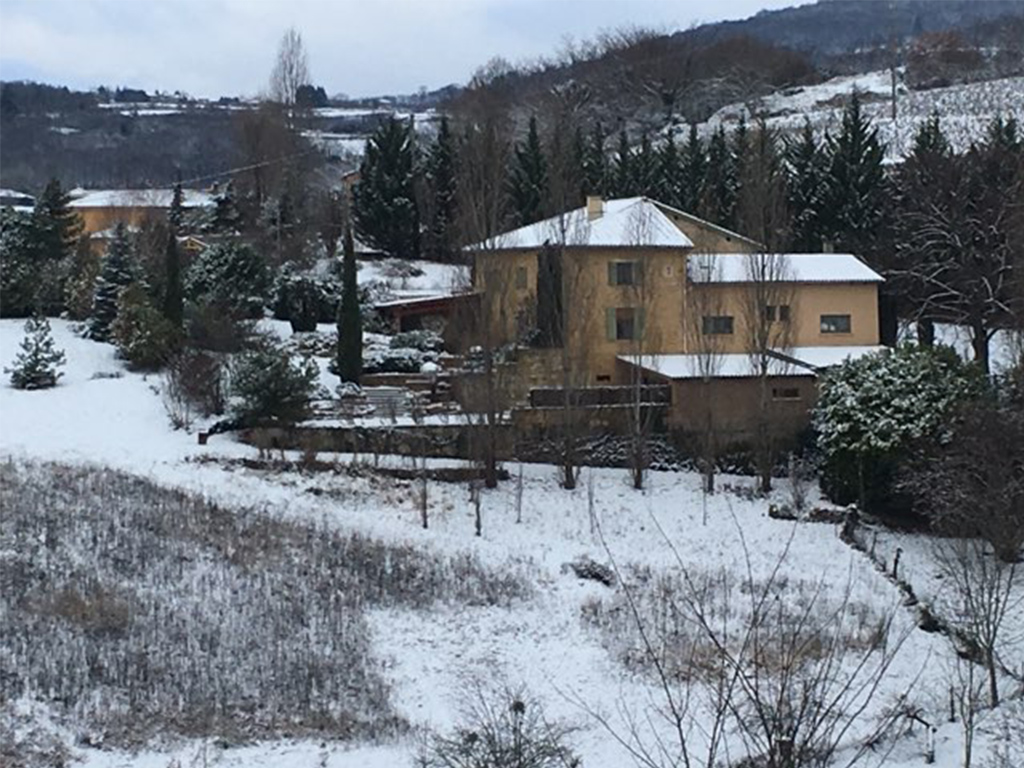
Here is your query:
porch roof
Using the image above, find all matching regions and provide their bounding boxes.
[618,345,885,379]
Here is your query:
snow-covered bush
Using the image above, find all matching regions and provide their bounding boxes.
[271,271,339,328]
[230,341,319,424]
[362,345,427,374]
[812,344,985,512]
[5,315,66,389]
[390,329,444,353]
[184,242,270,318]
[421,680,579,768]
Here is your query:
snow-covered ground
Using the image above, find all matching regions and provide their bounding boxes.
[705,70,1024,162]
[1,319,1021,768]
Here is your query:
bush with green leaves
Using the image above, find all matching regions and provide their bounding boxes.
[812,343,985,513]
[5,315,66,389]
[230,341,320,425]
[185,242,270,318]
[110,283,181,371]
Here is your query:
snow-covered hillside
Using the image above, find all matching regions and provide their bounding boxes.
[1,320,1021,768]
[705,71,1024,162]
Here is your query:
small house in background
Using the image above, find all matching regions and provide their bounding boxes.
[466,195,885,447]
[0,188,36,212]
[69,188,216,235]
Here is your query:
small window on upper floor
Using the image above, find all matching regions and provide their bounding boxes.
[702,315,734,335]
[514,266,528,290]
[608,260,640,286]
[820,314,852,334]
[606,307,644,340]
[772,387,801,401]
[765,304,791,322]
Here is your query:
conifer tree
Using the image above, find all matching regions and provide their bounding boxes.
[163,184,184,328]
[820,91,889,254]
[89,223,134,341]
[6,314,66,389]
[508,115,548,225]
[680,124,707,212]
[423,115,459,262]
[656,132,682,209]
[736,118,789,249]
[632,133,658,197]
[785,120,827,251]
[336,221,362,384]
[32,178,81,262]
[699,126,737,228]
[29,177,81,315]
[353,116,420,259]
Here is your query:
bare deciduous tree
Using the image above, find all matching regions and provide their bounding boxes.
[269,27,311,108]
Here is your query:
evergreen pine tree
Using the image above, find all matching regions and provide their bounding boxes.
[89,223,134,341]
[680,124,707,212]
[699,126,737,227]
[423,115,460,263]
[612,130,634,197]
[508,115,548,225]
[163,184,184,328]
[912,111,950,157]
[0,207,39,318]
[28,177,81,315]
[820,91,889,254]
[657,132,683,209]
[632,133,658,197]
[6,314,66,389]
[353,116,420,259]
[736,118,789,249]
[785,120,828,251]
[31,178,81,262]
[336,222,362,384]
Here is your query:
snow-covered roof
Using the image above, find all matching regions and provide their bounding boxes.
[620,345,884,380]
[68,189,216,209]
[687,253,883,283]
[0,189,35,211]
[467,197,695,250]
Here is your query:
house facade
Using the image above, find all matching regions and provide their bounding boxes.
[69,188,216,235]
[468,196,884,444]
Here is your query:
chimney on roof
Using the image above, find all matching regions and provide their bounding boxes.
[821,238,834,253]
[586,195,604,221]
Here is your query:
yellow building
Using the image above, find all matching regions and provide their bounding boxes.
[69,188,216,236]
[468,196,884,443]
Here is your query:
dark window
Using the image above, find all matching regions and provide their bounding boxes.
[765,304,791,322]
[820,314,852,333]
[596,374,612,383]
[514,266,528,290]
[702,315,734,335]
[607,307,643,340]
[608,260,639,286]
[772,387,801,401]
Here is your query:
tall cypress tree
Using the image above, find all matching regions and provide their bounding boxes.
[785,120,827,251]
[423,115,459,262]
[699,126,737,228]
[680,124,707,212]
[336,221,362,384]
[89,223,134,341]
[508,115,548,225]
[163,184,184,328]
[353,116,420,259]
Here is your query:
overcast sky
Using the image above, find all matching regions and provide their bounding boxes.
[0,0,811,99]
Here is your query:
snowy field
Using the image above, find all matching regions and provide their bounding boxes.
[1,319,1021,768]
[705,71,1024,162]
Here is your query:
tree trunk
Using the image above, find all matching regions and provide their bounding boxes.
[987,649,999,707]
[917,318,935,346]
[970,320,990,375]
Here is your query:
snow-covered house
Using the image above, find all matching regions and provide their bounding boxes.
[0,188,36,212]
[68,188,216,235]
[467,195,884,443]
